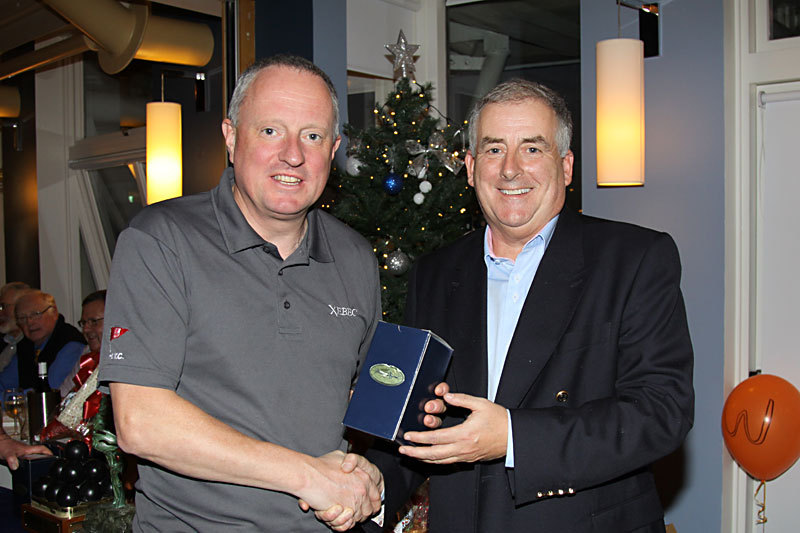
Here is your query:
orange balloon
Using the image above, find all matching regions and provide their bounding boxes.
[722,374,800,481]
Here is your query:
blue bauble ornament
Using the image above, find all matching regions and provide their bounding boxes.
[383,172,403,195]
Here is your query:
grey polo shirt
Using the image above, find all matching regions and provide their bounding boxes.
[99,168,381,532]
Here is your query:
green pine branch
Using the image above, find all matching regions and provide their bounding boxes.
[326,78,482,322]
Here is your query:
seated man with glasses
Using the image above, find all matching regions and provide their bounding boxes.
[14,290,85,391]
[58,290,105,396]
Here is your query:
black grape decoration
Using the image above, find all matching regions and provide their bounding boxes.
[56,485,80,508]
[63,440,90,461]
[79,479,103,502]
[32,475,55,499]
[33,440,114,509]
[44,480,65,503]
[59,460,87,486]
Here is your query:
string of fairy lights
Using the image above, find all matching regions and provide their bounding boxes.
[326,32,481,322]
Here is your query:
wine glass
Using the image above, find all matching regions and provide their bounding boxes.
[3,388,26,439]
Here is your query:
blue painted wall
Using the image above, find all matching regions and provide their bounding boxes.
[251,0,348,162]
[580,1,725,531]
[313,0,349,164]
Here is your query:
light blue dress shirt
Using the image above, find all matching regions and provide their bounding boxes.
[483,215,558,467]
[0,333,23,393]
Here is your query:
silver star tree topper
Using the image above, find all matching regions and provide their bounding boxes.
[385,30,419,80]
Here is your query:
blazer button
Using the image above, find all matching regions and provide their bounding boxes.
[556,390,569,403]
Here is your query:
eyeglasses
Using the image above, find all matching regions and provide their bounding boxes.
[78,317,104,328]
[16,305,54,324]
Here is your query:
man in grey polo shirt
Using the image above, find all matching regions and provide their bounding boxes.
[99,55,384,532]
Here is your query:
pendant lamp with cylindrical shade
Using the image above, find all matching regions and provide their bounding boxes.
[596,37,645,186]
[146,101,182,204]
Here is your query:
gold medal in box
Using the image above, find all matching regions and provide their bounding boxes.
[344,321,452,442]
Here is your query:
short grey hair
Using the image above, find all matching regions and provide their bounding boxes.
[15,289,56,313]
[467,79,573,157]
[227,54,340,134]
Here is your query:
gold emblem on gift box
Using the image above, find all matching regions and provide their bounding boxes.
[369,363,405,386]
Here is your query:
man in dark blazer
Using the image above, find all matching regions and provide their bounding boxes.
[366,79,694,532]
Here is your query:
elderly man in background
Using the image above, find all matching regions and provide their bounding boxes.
[3,289,104,470]
[15,290,85,391]
[0,282,31,390]
[1,284,53,469]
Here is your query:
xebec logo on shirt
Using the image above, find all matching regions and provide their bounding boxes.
[329,305,358,317]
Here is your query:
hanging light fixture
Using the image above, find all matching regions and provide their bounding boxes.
[146,74,182,204]
[596,38,644,186]
[595,2,657,187]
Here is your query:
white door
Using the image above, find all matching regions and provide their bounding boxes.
[752,79,800,530]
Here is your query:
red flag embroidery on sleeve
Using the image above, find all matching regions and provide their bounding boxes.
[110,327,129,340]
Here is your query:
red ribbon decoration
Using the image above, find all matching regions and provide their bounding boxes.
[72,350,100,389]
[38,350,105,445]
[73,350,104,424]
[82,390,104,420]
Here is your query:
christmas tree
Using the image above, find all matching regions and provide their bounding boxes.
[327,32,481,323]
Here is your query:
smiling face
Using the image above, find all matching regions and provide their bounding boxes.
[221,65,340,235]
[80,299,105,353]
[466,98,573,259]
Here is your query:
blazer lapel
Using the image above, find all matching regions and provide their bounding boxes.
[495,208,587,408]
[447,231,489,398]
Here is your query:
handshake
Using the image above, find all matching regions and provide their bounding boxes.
[297,382,450,531]
[297,450,383,532]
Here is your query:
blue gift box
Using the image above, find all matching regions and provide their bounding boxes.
[344,321,452,442]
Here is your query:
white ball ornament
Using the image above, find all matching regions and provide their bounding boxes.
[419,180,432,193]
[413,192,425,205]
[386,250,412,275]
[345,155,363,175]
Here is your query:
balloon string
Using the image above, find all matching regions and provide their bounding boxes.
[755,480,767,526]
